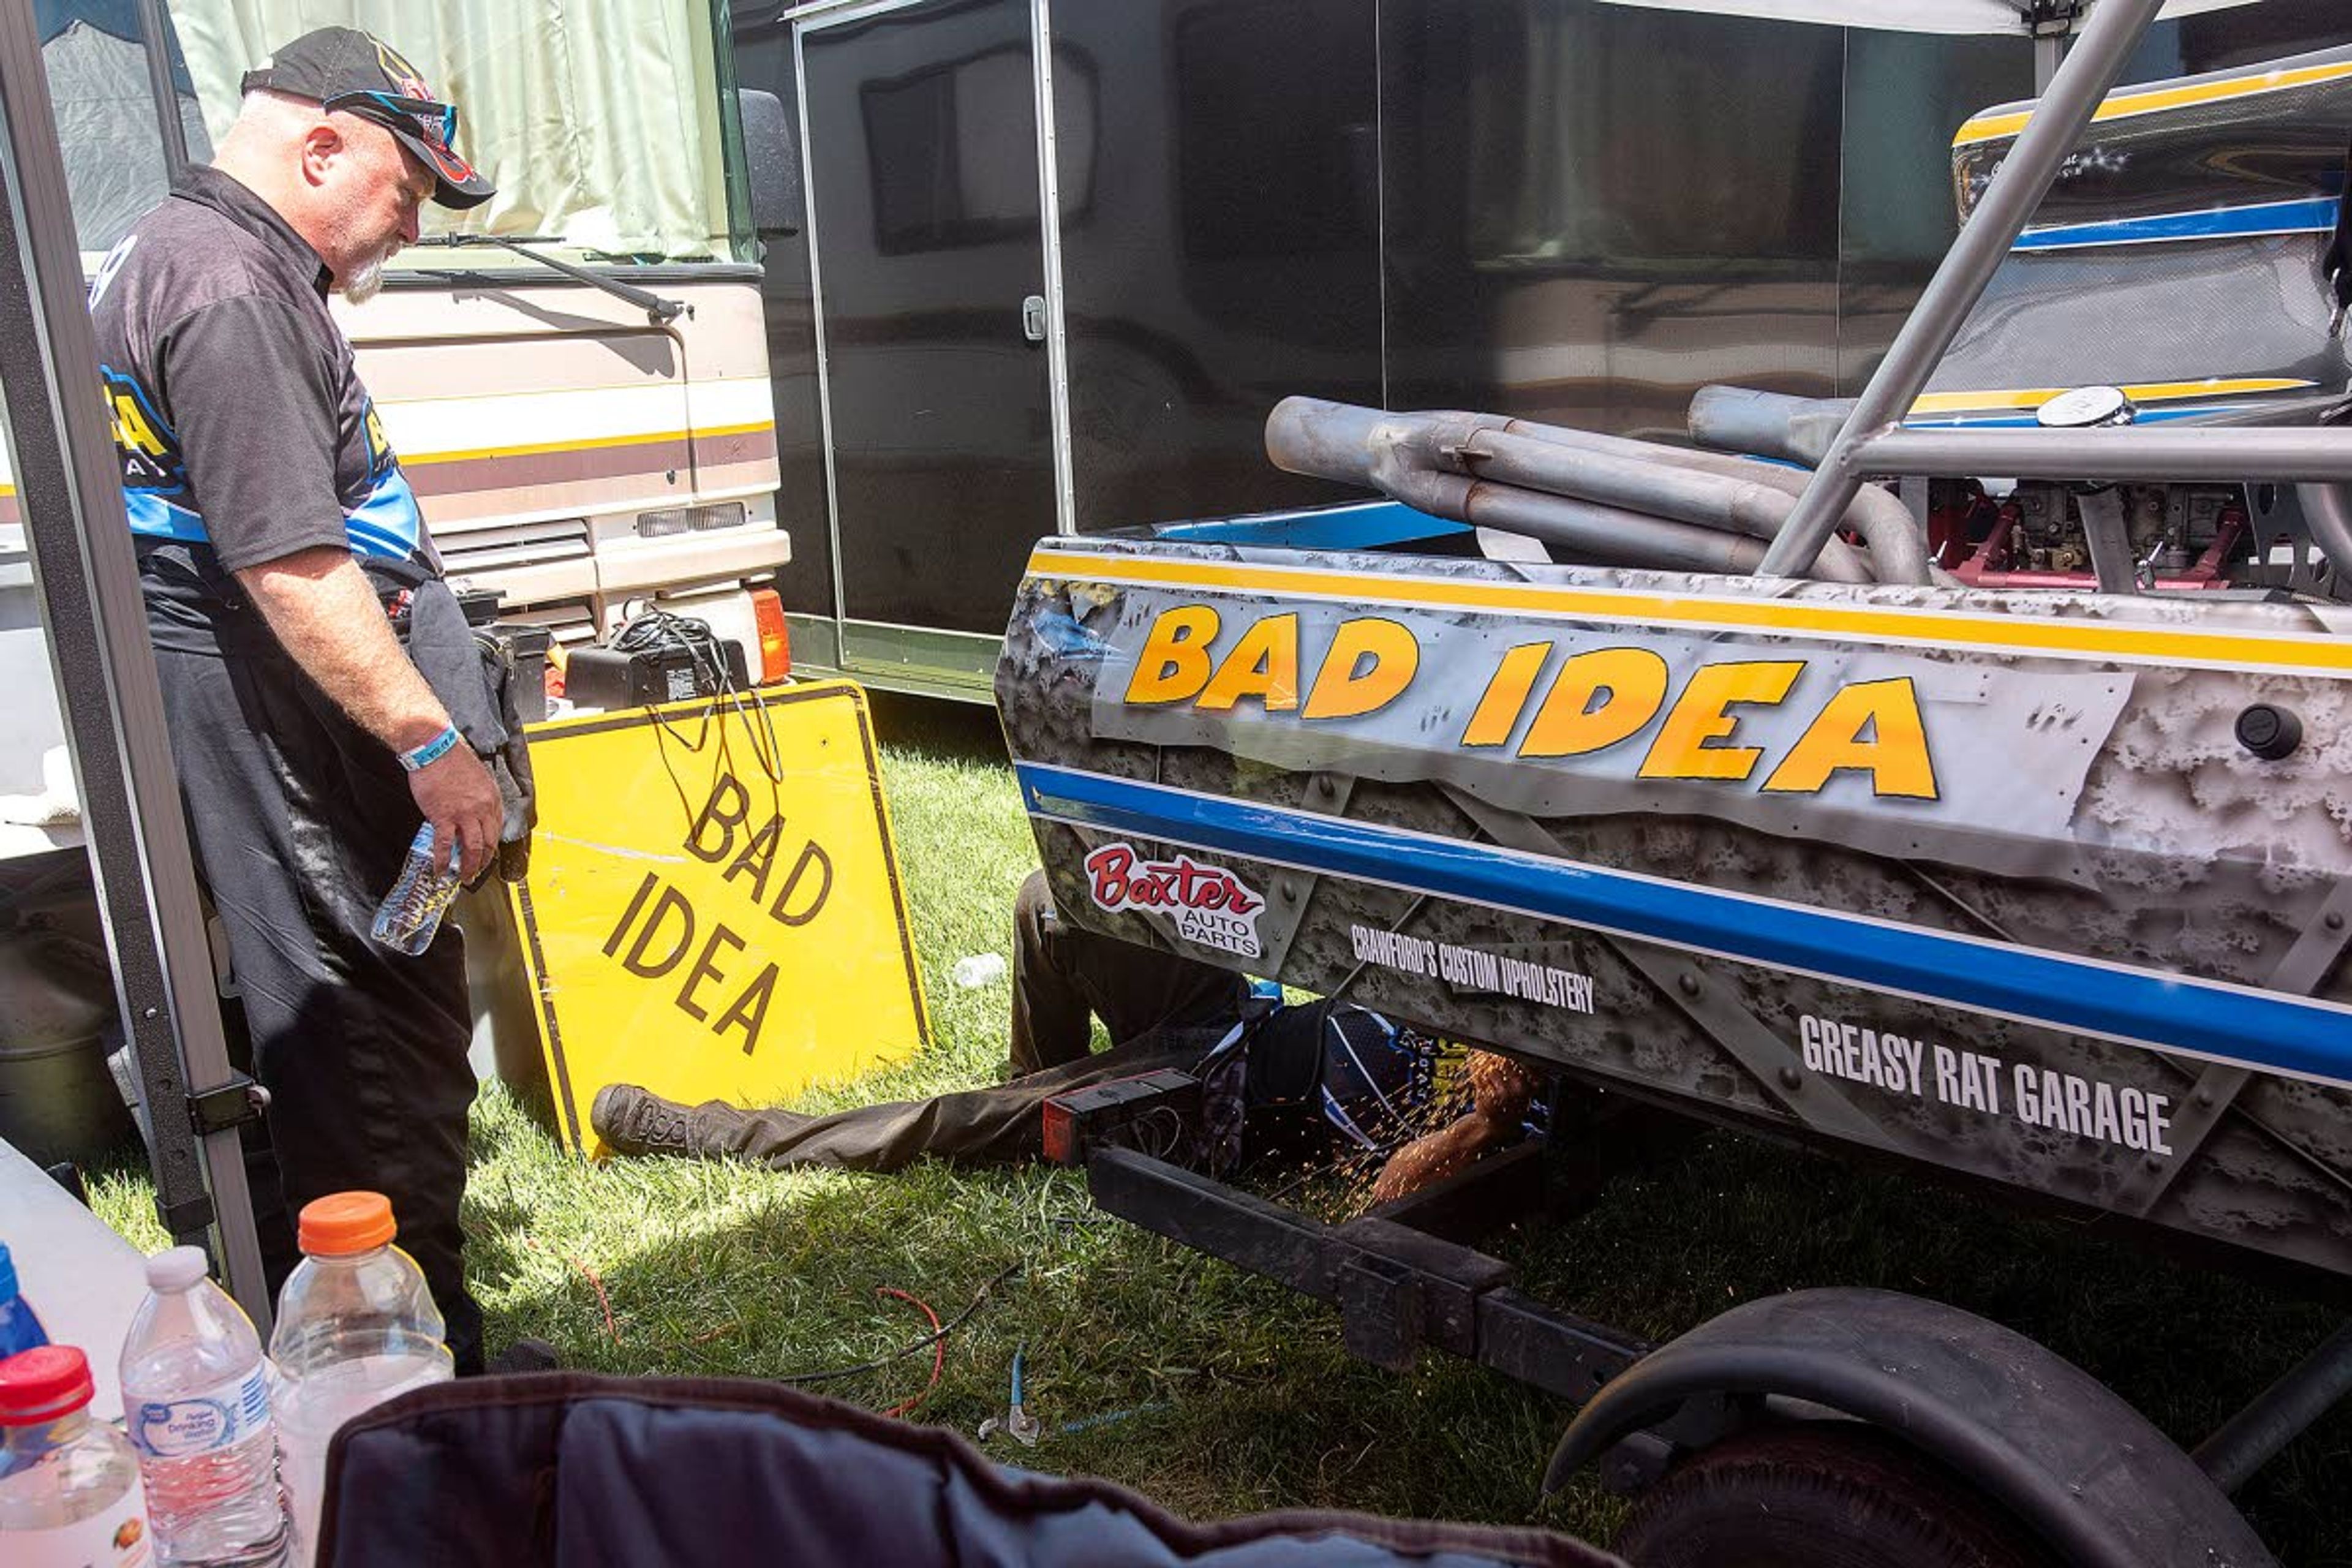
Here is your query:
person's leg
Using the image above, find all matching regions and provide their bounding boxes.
[1076,921,1254,1047]
[1007,870,1095,1076]
[159,644,484,1371]
[1008,870,1253,1076]
[596,1033,1210,1172]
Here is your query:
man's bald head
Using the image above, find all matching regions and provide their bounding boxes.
[210,88,433,304]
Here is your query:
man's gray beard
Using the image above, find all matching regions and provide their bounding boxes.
[339,251,388,305]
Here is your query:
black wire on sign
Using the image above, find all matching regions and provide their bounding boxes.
[611,605,790,829]
[618,606,788,780]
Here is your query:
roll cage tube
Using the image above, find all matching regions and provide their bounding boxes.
[1759,0,2168,577]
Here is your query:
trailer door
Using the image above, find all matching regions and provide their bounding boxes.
[799,0,1066,671]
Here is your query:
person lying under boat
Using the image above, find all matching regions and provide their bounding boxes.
[590,870,1540,1194]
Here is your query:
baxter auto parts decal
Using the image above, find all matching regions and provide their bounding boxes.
[1085,843,1264,959]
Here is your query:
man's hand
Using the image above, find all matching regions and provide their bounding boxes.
[236,547,502,883]
[410,744,502,884]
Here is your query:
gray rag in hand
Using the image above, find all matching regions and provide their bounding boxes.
[400,575,538,883]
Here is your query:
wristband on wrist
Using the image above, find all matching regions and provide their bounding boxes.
[398,723,461,772]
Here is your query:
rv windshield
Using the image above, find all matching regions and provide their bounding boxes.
[45,0,747,267]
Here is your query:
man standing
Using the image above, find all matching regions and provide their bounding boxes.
[89,29,502,1370]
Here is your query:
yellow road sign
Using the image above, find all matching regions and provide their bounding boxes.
[508,682,930,1155]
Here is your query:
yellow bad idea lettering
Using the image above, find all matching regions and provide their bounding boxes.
[1638,660,1805,783]
[1197,613,1301,712]
[1302,617,1417,719]
[1126,606,1423,720]
[1119,605,1939,799]
[1125,605,1223,704]
[1763,677,1938,799]
[1521,647,1670,759]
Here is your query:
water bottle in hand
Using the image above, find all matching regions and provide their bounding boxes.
[371,824,460,956]
[118,1248,288,1567]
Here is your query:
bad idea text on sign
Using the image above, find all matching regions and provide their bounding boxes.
[509,683,930,1154]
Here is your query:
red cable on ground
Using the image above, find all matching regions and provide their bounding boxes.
[875,1287,944,1419]
[524,1235,620,1345]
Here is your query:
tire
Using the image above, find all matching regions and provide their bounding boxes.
[1613,1424,2052,1568]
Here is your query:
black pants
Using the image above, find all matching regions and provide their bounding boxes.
[624,872,1252,1171]
[658,874,1251,1170]
[154,637,483,1373]
[1008,870,1248,1076]
[653,1032,1218,1173]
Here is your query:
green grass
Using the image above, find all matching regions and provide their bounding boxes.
[86,692,2352,1564]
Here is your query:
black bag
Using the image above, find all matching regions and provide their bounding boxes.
[317,1374,1622,1568]
[1237,1002,1433,1146]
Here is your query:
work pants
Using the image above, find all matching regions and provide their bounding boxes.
[658,1031,1216,1174]
[1007,869,1248,1076]
[153,637,483,1373]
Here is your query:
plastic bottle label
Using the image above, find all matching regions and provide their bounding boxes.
[128,1368,270,1460]
[7,1481,152,1566]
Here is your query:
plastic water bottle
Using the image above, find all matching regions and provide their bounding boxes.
[952,952,1008,989]
[0,1243,49,1359]
[118,1249,286,1567]
[370,824,461,956]
[0,1344,153,1567]
[270,1194,453,1566]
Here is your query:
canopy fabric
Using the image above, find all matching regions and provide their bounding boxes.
[43,18,209,252]
[35,0,144,46]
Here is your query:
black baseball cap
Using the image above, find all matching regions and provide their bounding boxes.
[241,27,495,209]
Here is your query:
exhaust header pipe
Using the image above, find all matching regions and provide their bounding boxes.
[1266,398,1933,585]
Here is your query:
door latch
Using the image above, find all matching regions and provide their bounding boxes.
[1020,294,1048,344]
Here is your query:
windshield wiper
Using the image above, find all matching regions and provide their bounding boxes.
[411,233,687,325]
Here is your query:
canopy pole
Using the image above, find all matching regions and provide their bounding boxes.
[132,0,194,177]
[0,0,271,1324]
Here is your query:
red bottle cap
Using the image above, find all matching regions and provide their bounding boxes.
[0,1345,94,1425]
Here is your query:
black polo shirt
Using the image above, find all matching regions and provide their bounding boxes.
[87,164,433,651]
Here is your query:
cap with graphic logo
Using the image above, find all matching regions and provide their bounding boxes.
[240,27,494,209]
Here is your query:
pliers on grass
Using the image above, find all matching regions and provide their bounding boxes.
[977,1343,1042,1447]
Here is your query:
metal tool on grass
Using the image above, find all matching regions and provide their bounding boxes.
[977,1344,1042,1447]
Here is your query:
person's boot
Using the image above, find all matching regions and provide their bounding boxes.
[592,1084,727,1157]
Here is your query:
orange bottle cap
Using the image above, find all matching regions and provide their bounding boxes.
[298,1191,398,1255]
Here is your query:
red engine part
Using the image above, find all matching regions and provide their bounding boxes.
[1927,483,1997,571]
[1950,499,2247,592]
